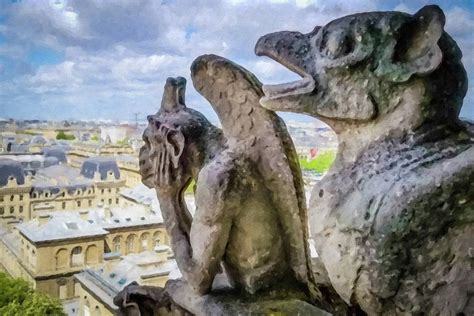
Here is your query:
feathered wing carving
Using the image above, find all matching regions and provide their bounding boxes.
[191,54,319,300]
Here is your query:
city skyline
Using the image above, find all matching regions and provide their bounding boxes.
[0,0,473,123]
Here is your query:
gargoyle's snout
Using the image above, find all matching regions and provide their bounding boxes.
[255,31,316,76]
[255,29,321,113]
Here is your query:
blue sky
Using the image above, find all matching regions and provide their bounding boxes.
[0,0,473,124]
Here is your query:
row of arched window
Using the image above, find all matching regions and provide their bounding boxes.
[55,245,99,270]
[111,231,165,255]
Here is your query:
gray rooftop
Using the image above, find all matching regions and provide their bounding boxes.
[0,158,25,186]
[43,147,67,164]
[81,157,120,180]
[75,251,177,310]
[121,184,196,215]
[17,213,108,243]
[30,135,47,145]
[29,204,163,237]
[33,164,92,193]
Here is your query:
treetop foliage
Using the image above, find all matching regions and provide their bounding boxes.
[0,272,66,316]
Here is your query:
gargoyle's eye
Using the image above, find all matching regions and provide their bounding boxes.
[321,31,354,59]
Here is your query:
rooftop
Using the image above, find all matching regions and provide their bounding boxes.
[22,204,163,243]
[75,250,178,310]
[32,164,92,193]
[0,158,25,186]
[80,157,120,180]
[121,183,196,215]
[17,213,108,243]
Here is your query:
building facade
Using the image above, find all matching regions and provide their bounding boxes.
[0,206,168,302]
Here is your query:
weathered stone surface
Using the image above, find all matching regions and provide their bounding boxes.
[165,279,331,316]
[255,4,473,315]
[114,282,189,316]
[122,56,347,315]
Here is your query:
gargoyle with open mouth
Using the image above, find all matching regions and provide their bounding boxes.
[256,5,473,315]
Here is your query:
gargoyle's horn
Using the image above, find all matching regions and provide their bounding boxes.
[160,77,187,113]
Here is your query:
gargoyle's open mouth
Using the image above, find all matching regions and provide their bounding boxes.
[255,31,316,102]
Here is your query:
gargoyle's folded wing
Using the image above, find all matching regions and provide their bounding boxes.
[191,54,320,301]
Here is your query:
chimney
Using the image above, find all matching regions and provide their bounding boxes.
[38,214,51,226]
[79,210,89,221]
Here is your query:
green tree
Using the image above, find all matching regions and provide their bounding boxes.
[56,131,76,140]
[299,150,337,173]
[117,137,129,145]
[0,272,65,316]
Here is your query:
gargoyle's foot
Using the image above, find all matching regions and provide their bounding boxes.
[166,279,331,315]
[114,281,191,316]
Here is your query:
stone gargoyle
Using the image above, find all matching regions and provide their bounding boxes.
[116,58,345,315]
[255,4,473,315]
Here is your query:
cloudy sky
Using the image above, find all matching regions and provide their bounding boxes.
[0,0,473,124]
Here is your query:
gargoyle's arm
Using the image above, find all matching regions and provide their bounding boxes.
[159,160,236,294]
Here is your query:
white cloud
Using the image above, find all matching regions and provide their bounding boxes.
[0,0,472,121]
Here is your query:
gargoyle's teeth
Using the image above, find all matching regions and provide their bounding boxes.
[262,76,315,100]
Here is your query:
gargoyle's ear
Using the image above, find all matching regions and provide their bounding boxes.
[378,5,445,82]
[395,5,445,63]
[164,129,185,169]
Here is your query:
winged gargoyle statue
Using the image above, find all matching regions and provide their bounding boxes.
[115,56,345,315]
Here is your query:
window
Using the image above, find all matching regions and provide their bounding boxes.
[59,284,67,300]
[85,245,98,265]
[74,282,81,297]
[101,189,104,194]
[0,196,3,202]
[153,231,163,248]
[71,246,83,267]
[88,200,92,207]
[108,188,111,193]
[115,198,119,204]
[126,235,136,254]
[113,236,121,253]
[10,195,14,201]
[0,207,4,215]
[140,233,149,251]
[19,195,23,201]
[84,301,90,316]
[62,202,66,209]
[56,248,68,269]
[9,206,14,214]
[19,206,23,213]
[108,198,112,205]
[77,201,81,207]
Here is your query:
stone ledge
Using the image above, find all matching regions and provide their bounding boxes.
[166,280,331,316]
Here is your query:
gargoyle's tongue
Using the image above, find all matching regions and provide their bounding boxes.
[262,76,315,100]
